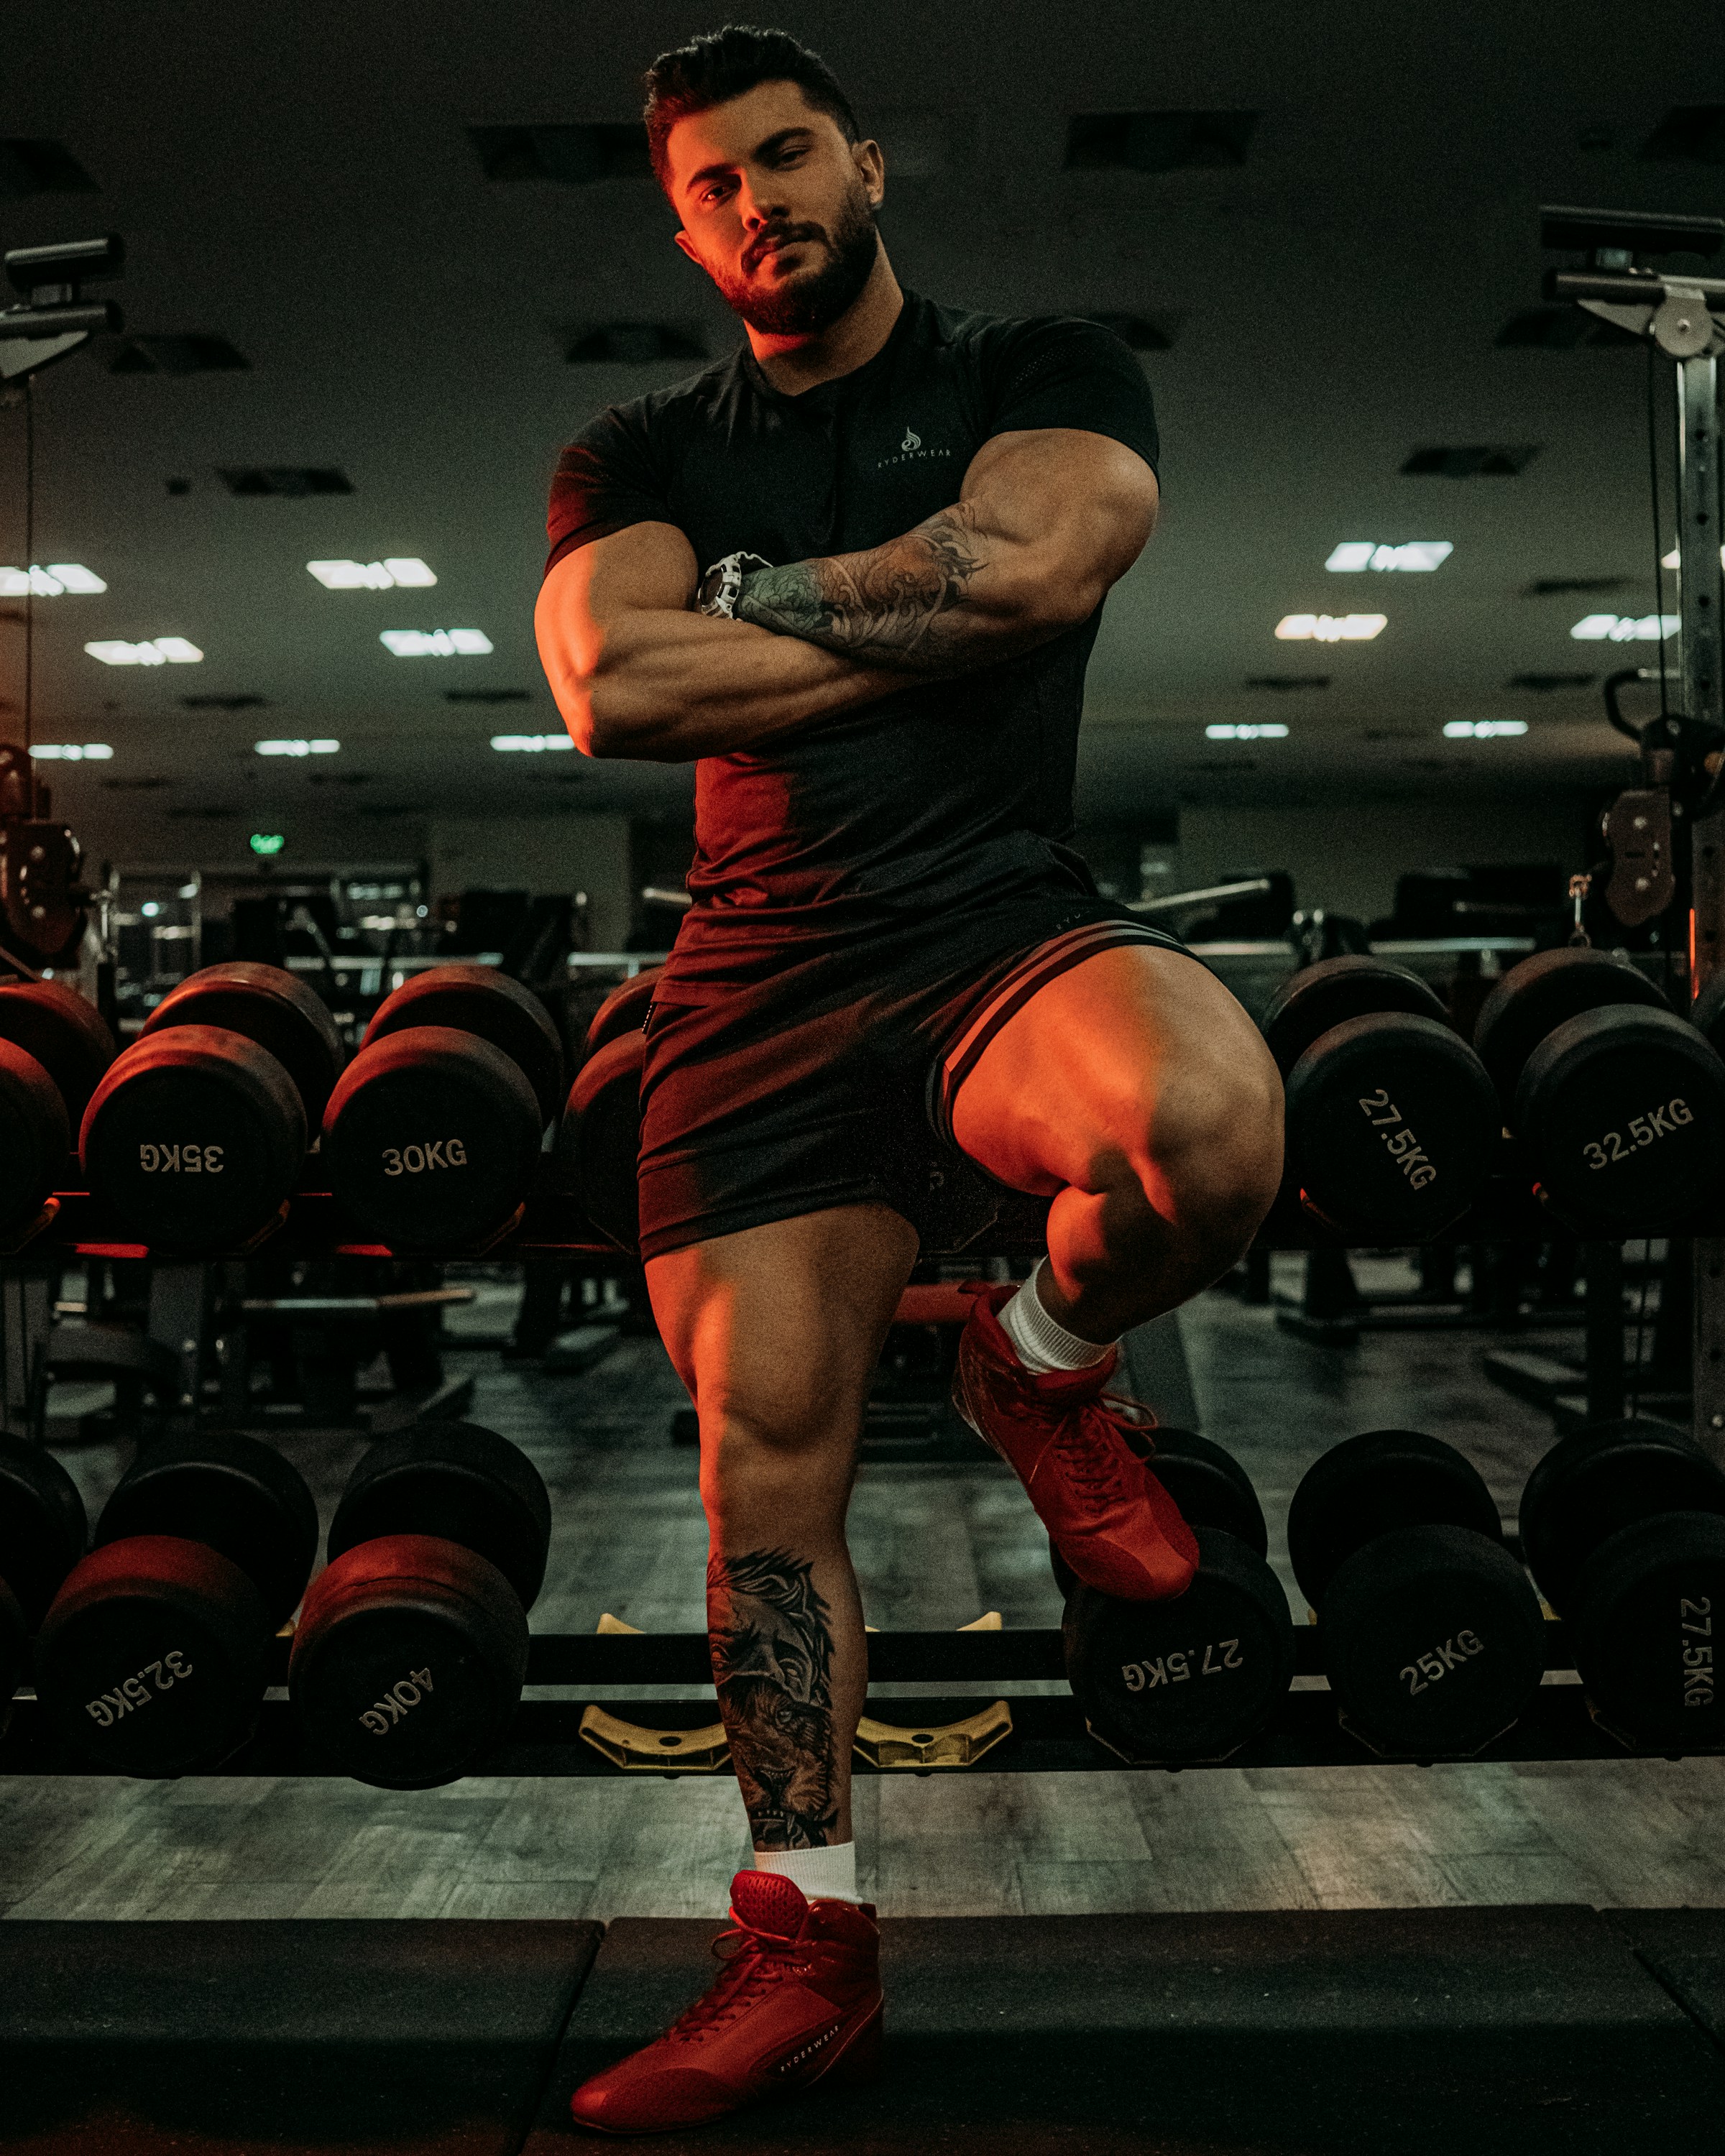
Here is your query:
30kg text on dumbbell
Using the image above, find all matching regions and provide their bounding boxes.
[1356,1090,1437,1191]
[359,1667,436,1735]
[1683,1596,1714,1709]
[1582,1099,1693,1173]
[83,1649,194,1724]
[380,1142,469,1176]
[1399,1628,1484,1695]
[137,1143,224,1173]
[1119,1639,1243,1690]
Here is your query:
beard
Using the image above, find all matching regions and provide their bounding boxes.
[712,186,880,335]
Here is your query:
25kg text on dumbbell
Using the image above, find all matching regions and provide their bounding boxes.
[1581,1098,1692,1172]
[1400,1628,1484,1695]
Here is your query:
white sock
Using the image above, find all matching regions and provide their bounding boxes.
[998,1259,1116,1375]
[752,1841,860,1904]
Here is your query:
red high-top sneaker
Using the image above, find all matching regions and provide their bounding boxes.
[569,1871,883,2137]
[952,1282,1199,1600]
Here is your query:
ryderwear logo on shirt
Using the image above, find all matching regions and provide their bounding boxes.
[877,423,953,471]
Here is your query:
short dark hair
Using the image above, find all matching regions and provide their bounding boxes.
[643,24,860,192]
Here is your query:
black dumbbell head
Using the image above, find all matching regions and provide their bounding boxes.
[1287,1429,1503,1609]
[1319,1522,1546,1754]
[327,1422,551,1611]
[0,1432,88,1628]
[1063,1527,1294,1762]
[1690,969,1725,1055]
[290,1532,530,1788]
[36,1534,272,1774]
[80,1027,307,1252]
[1567,1510,1725,1749]
[558,1028,644,1254]
[0,1574,23,1720]
[1261,955,1449,1078]
[1519,1418,1725,1616]
[143,962,343,1128]
[322,1026,543,1250]
[363,966,564,1126]
[1284,1011,1499,1240]
[1473,946,1670,1112]
[584,969,662,1059]
[0,1039,70,1233]
[1514,1005,1725,1232]
[95,1430,318,1628]
[0,979,116,1123]
[1145,1429,1269,1559]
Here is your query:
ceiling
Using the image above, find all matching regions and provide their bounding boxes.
[3,0,1724,870]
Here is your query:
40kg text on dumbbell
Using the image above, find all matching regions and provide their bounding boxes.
[360,1667,436,1735]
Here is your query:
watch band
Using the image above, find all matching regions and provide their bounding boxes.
[696,550,773,619]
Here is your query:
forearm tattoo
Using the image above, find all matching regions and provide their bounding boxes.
[736,512,985,672]
[708,1547,840,1850]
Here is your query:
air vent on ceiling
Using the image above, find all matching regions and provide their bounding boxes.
[1064,111,1258,173]
[566,323,707,364]
[1246,674,1330,692]
[445,688,531,704]
[1522,576,1628,597]
[101,775,173,791]
[0,139,98,197]
[1509,671,1598,691]
[217,466,353,497]
[1496,307,1637,351]
[1401,445,1540,478]
[1639,106,1725,167]
[182,693,267,711]
[110,334,249,374]
[1083,312,1177,351]
[469,123,650,184]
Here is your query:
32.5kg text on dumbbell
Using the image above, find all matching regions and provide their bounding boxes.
[1356,1090,1437,1191]
[84,1649,194,1725]
[1683,1596,1714,1709]
[1582,1099,1693,1172]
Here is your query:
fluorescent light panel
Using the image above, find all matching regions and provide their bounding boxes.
[1570,614,1678,642]
[0,563,106,595]
[1325,542,1452,573]
[84,637,203,665]
[29,742,113,760]
[308,558,437,590]
[1205,723,1288,740]
[490,734,574,752]
[1443,719,1528,738]
[380,628,492,657]
[1275,614,1386,642]
[255,739,339,756]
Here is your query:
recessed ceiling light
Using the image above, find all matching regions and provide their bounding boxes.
[28,742,113,760]
[84,637,203,665]
[308,558,437,590]
[380,628,492,657]
[489,734,574,752]
[0,563,106,595]
[249,832,287,856]
[1205,723,1287,740]
[254,738,339,756]
[1443,720,1529,738]
[1325,543,1452,573]
[1274,614,1386,642]
[1570,613,1678,641]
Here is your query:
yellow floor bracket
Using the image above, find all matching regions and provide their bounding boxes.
[854,1700,1013,1769]
[578,1704,731,1772]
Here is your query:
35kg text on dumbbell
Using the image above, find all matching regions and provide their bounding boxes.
[137,1143,224,1173]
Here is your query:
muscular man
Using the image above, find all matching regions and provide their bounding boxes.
[536,26,1282,2136]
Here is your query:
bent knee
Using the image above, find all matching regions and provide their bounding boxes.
[698,1398,860,1537]
[1130,1041,1284,1242]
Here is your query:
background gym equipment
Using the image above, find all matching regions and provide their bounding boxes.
[1062,1429,1293,1762]
[79,962,340,1253]
[558,1029,645,1254]
[322,965,563,1250]
[1261,955,1500,1240]
[1473,949,1725,1233]
[1519,1418,1725,1749]
[0,978,115,1238]
[1287,1429,1547,1754]
[0,1433,87,1720]
[582,967,661,1059]
[34,1431,318,1775]
[290,1420,551,1787]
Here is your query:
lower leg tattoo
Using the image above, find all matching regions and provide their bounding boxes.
[708,1547,840,1850]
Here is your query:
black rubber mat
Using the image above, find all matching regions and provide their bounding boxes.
[1609,1907,1725,2047]
[0,1917,601,2155]
[528,1905,1725,2153]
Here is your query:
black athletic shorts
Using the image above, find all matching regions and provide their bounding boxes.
[635,890,1193,1262]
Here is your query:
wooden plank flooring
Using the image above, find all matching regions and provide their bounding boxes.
[5,1263,1723,1923]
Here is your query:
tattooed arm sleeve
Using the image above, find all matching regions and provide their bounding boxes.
[709,1547,842,1850]
[735,427,1159,676]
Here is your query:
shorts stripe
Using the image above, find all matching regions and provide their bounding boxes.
[927,921,1188,1146]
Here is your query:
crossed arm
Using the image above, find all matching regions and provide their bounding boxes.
[534,427,1158,762]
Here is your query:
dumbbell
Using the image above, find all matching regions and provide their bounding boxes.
[558,1026,645,1253]
[1519,1418,1725,1749]
[1063,1429,1294,1762]
[0,980,116,1237]
[35,1431,318,1775]
[1473,947,1725,1231]
[1260,956,1499,1239]
[80,962,341,1252]
[290,1421,551,1787]
[584,967,663,1059]
[322,965,564,1250]
[1287,1429,1546,1754]
[0,1434,88,1724]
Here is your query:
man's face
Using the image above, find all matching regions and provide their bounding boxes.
[665,79,884,336]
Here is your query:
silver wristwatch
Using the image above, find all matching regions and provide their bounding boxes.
[696,550,773,619]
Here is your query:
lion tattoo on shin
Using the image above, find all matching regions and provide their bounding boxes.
[709,1547,840,1849]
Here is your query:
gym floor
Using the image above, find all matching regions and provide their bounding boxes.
[6,1259,1721,1928]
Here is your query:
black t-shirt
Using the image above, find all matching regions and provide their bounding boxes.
[545,292,1159,942]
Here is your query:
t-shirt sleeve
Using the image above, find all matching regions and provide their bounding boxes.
[977,317,1160,478]
[544,403,672,579]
